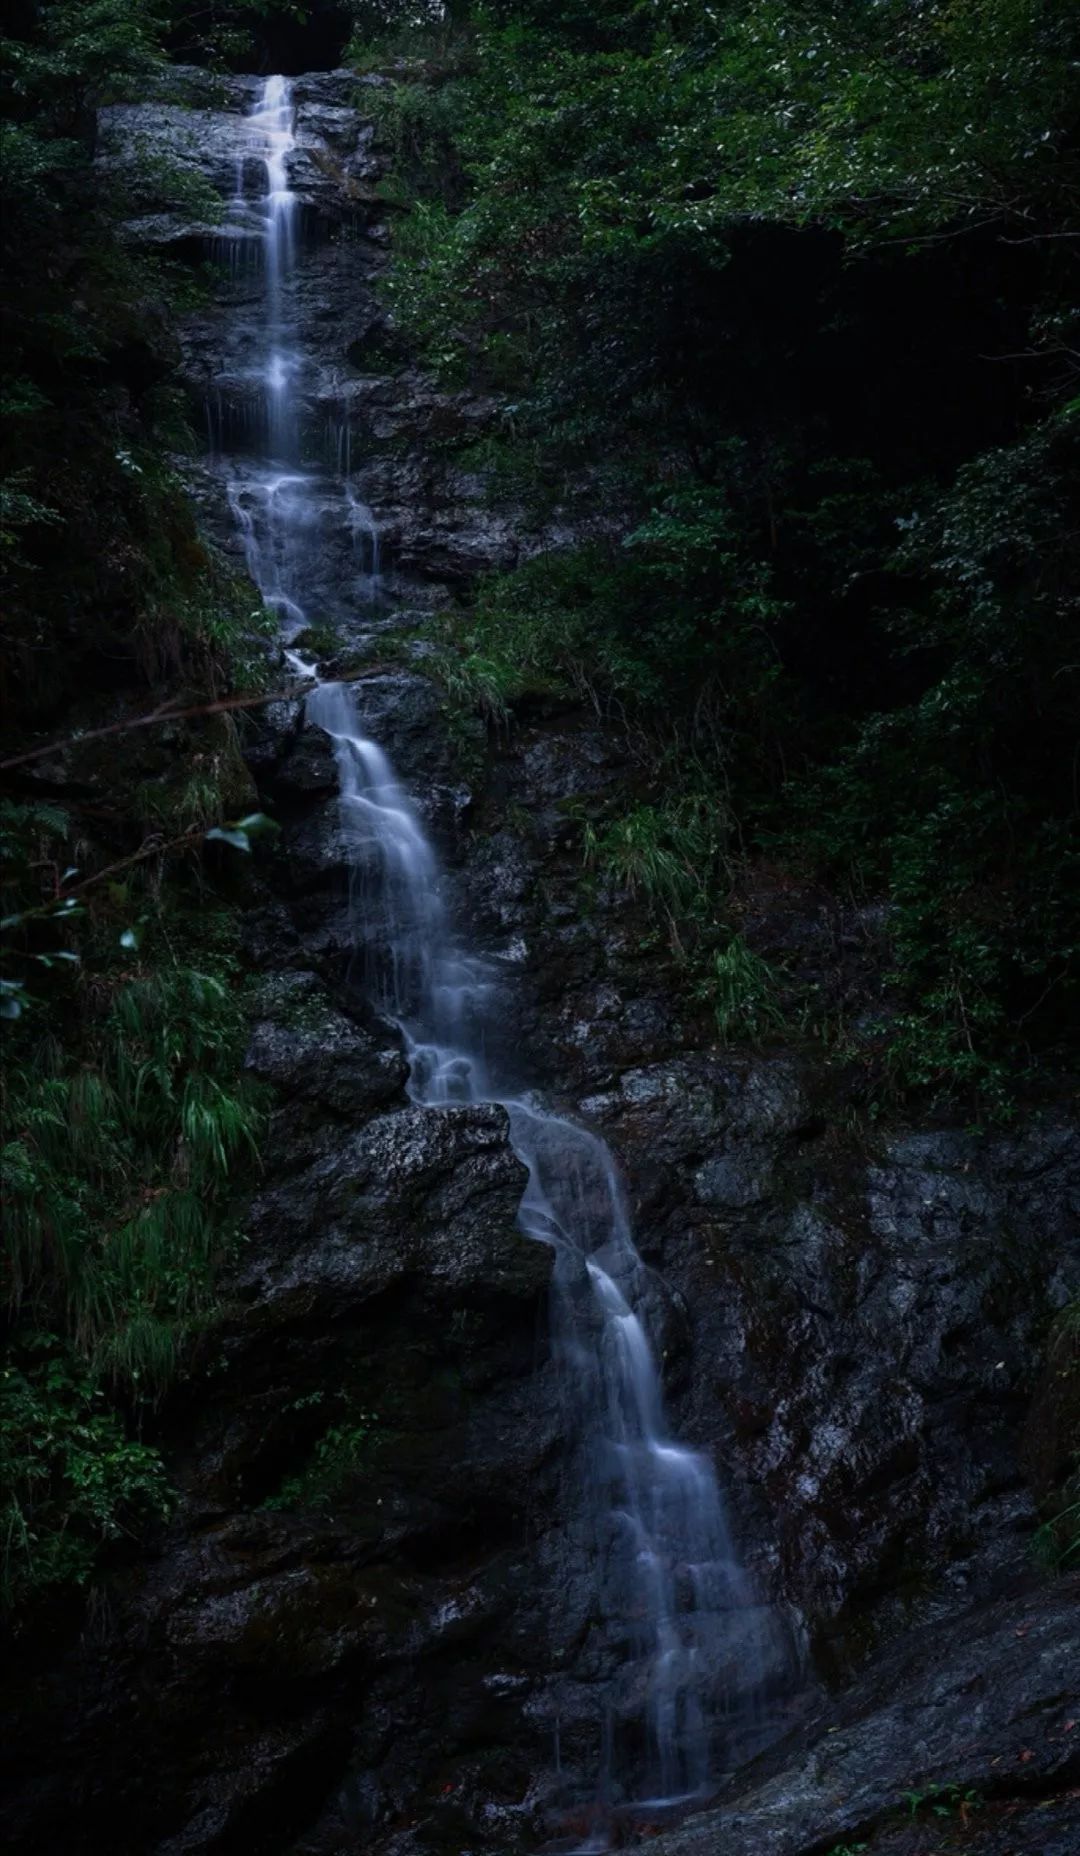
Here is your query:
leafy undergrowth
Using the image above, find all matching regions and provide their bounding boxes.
[262,1400,379,1514]
[365,0,1080,1122]
[826,1786,1079,1855]
[0,0,285,1618]
[1,855,267,1613]
[0,1347,171,1612]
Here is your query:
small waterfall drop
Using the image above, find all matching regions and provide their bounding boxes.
[207,76,380,645]
[306,679,785,1815]
[206,72,790,1840]
[248,71,299,456]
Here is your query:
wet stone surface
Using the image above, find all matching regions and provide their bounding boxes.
[3,66,1078,1856]
[645,1578,1080,1856]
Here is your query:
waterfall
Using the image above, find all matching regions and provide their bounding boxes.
[208,73,786,1838]
[303,683,781,1817]
[207,77,380,646]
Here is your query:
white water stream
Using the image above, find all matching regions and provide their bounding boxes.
[213,75,785,1830]
[207,75,380,644]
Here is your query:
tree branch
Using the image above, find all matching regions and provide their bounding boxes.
[0,665,399,774]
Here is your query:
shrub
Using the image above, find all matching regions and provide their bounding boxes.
[263,1411,378,1513]
[1,1342,171,1611]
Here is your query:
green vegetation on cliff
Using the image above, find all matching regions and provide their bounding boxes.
[0,1,279,1613]
[360,0,1080,1116]
[1,0,1078,1616]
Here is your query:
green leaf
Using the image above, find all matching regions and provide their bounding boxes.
[233,812,279,840]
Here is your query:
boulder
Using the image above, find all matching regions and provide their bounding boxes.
[646,1580,1080,1856]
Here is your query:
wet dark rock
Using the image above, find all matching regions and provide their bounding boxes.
[6,65,1068,1856]
[274,721,340,797]
[242,696,305,775]
[855,1796,1080,1856]
[97,96,260,233]
[241,897,304,970]
[446,704,1080,1674]
[245,971,408,1124]
[521,727,618,807]
[646,1579,1080,1856]
[348,670,451,784]
[98,71,376,245]
[0,963,563,1854]
[568,1041,1080,1656]
[239,1101,537,1317]
[277,809,353,894]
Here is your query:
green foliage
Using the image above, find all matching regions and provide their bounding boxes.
[2,0,165,118]
[0,799,73,865]
[465,547,632,703]
[1,786,266,1611]
[455,510,785,736]
[1,1342,171,1611]
[705,936,787,1046]
[363,70,471,205]
[784,418,1079,1108]
[661,0,1075,245]
[368,2,1079,425]
[374,0,1079,1109]
[583,797,727,922]
[4,951,262,1390]
[905,1781,983,1820]
[166,1,349,70]
[263,1408,378,1512]
[0,470,61,570]
[205,810,280,853]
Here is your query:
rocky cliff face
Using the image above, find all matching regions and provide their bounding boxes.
[3,68,1077,1856]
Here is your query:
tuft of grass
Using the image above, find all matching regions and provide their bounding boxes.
[583,795,727,923]
[1,935,264,1613]
[705,933,787,1044]
[582,798,790,1049]
[436,649,517,727]
[1035,1494,1080,1569]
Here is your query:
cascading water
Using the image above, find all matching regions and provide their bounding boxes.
[249,72,298,457]
[305,683,784,1820]
[207,77,381,648]
[207,73,790,1841]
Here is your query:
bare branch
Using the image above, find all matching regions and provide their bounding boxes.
[0,665,400,774]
